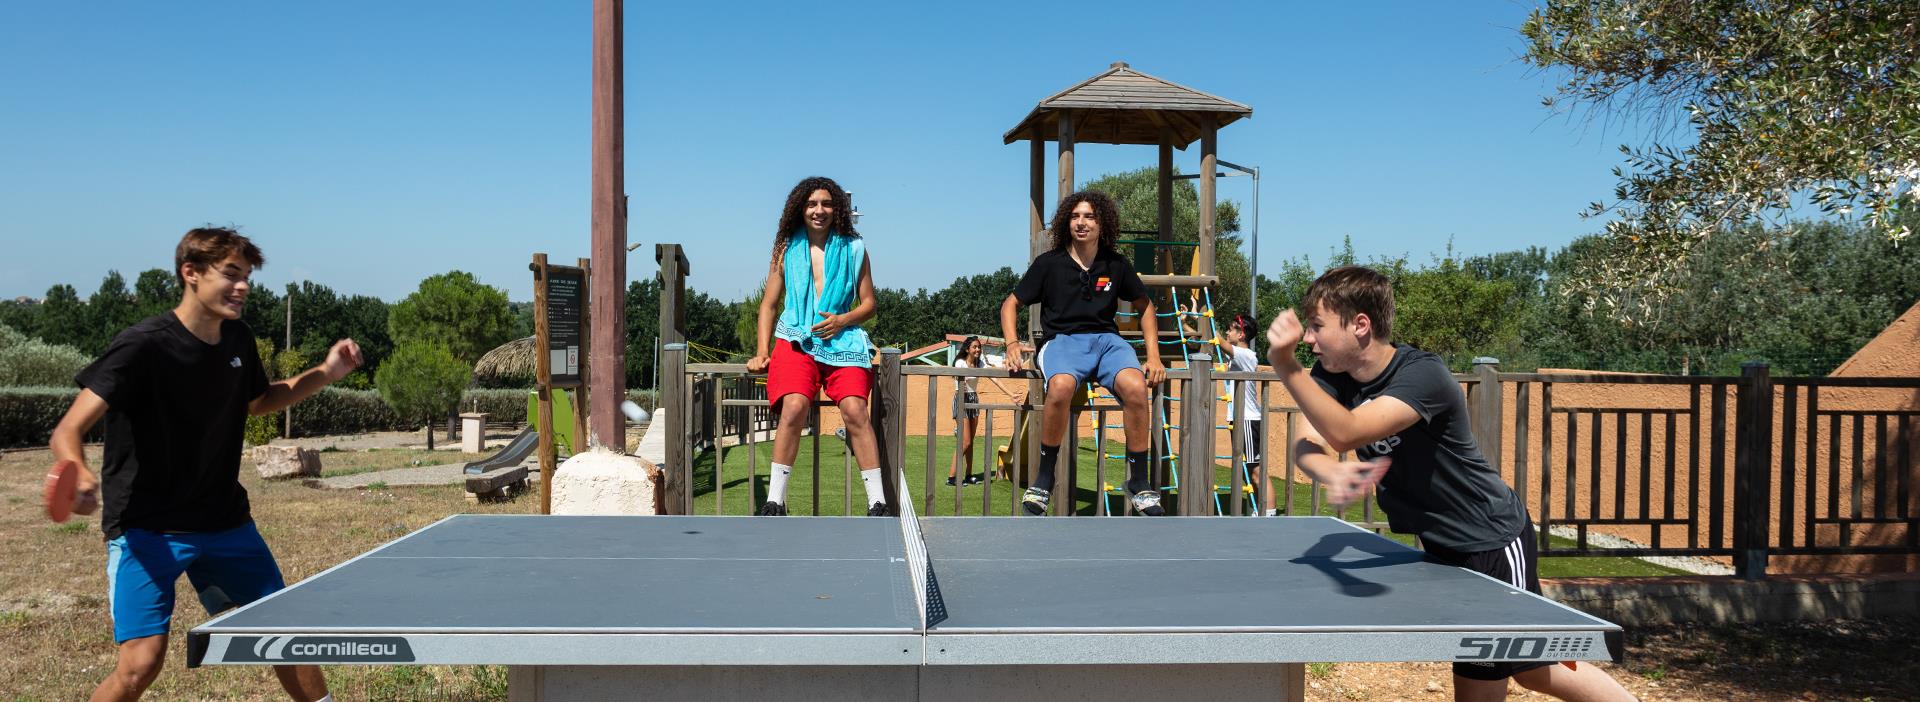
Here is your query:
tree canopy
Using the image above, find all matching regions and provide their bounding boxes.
[388,271,513,365]
[1522,0,1920,320]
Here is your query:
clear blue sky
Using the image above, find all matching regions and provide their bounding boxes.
[0,1,1645,304]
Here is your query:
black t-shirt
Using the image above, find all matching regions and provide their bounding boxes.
[76,313,269,540]
[1012,248,1148,338]
[1311,344,1525,554]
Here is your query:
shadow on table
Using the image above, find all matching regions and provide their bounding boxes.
[1289,531,1424,598]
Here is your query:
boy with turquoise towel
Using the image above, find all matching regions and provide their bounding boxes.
[746,177,888,516]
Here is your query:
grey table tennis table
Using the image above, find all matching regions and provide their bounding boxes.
[190,508,1622,701]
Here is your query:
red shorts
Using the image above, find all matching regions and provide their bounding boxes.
[767,340,872,405]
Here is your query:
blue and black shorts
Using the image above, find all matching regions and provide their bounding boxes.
[106,521,287,643]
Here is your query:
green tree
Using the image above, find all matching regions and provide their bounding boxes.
[388,271,513,365]
[624,279,742,389]
[84,271,139,355]
[1080,167,1252,328]
[1521,0,1920,316]
[375,342,471,449]
[35,284,86,351]
[132,268,177,320]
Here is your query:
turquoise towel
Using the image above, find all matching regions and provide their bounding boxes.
[774,231,871,368]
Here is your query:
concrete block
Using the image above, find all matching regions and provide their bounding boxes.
[550,449,661,516]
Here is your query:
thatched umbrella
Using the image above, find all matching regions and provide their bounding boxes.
[474,336,537,388]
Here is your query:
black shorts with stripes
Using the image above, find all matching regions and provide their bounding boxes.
[1422,520,1556,681]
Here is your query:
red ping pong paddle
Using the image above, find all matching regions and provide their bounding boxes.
[44,459,79,523]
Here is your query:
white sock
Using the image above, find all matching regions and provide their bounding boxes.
[860,468,884,506]
[768,463,793,503]
[314,696,332,702]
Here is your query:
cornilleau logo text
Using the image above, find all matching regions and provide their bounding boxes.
[227,636,415,662]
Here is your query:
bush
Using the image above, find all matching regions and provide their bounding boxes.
[290,387,405,436]
[0,324,90,387]
[0,387,84,447]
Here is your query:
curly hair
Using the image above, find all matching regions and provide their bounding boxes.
[1047,190,1120,253]
[772,176,858,260]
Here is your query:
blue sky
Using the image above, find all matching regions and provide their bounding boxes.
[0,1,1648,304]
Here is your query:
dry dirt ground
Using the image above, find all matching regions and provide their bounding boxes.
[3,444,1914,701]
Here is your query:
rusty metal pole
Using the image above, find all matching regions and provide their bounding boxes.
[589,0,627,450]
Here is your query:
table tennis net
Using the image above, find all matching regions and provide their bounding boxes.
[894,471,946,628]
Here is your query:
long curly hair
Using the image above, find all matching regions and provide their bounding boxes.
[772,176,858,260]
[1047,190,1120,253]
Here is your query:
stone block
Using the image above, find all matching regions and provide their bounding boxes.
[252,445,322,480]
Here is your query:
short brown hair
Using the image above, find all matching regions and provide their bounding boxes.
[175,227,265,288]
[1302,265,1394,341]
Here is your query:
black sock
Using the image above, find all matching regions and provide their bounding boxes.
[1125,450,1151,494]
[1033,444,1060,492]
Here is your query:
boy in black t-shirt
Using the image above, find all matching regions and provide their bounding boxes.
[1265,266,1636,702]
[999,191,1167,516]
[50,227,360,702]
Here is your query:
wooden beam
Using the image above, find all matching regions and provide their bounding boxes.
[1198,122,1217,277]
[589,0,627,450]
[1057,108,1075,204]
[1030,127,1046,262]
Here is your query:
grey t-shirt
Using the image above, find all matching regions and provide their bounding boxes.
[1310,344,1524,554]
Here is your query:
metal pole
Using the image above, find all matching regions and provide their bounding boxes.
[284,288,292,438]
[1249,166,1260,323]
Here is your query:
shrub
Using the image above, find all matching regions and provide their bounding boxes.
[0,387,84,447]
[0,324,90,387]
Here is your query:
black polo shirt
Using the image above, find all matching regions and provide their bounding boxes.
[76,313,268,540]
[1012,248,1148,339]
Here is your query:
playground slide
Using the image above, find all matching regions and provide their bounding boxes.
[462,427,540,475]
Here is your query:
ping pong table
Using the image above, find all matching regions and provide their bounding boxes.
[190,503,1623,701]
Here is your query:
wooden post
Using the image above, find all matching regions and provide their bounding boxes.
[1029,128,1047,262]
[1183,356,1216,516]
[661,343,689,514]
[1157,126,1175,308]
[1057,109,1075,204]
[873,349,905,514]
[589,0,627,451]
[1470,358,1503,473]
[1198,122,1218,277]
[531,254,557,515]
[656,244,688,346]
[576,256,595,451]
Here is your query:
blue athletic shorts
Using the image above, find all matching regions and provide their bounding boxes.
[106,522,286,643]
[1037,332,1142,394]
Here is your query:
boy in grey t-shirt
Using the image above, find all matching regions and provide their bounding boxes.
[1263,266,1636,702]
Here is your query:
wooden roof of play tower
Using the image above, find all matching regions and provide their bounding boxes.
[1006,62,1252,288]
[1002,62,1252,148]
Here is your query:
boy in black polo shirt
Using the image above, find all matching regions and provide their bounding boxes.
[50,227,359,702]
[1000,191,1167,516]
[1264,265,1635,702]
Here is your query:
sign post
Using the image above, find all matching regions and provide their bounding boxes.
[532,254,589,514]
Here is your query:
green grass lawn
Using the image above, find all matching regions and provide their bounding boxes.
[689,434,1690,577]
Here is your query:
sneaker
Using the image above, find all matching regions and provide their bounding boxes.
[756,501,788,516]
[945,476,957,487]
[1021,487,1051,516]
[1128,489,1166,516]
[865,502,891,517]
[962,474,984,486]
